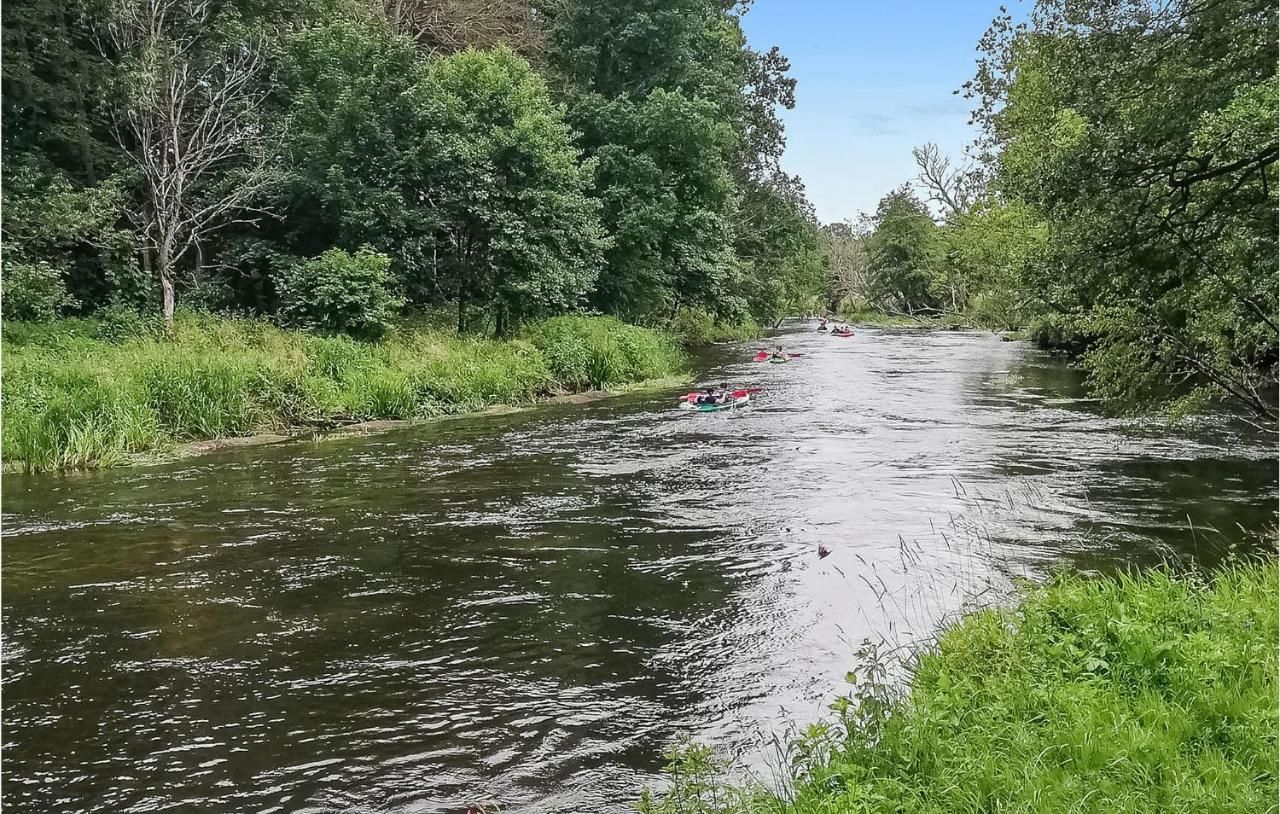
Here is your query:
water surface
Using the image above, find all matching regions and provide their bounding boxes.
[3,328,1274,812]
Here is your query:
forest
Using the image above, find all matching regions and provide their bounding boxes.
[3,0,826,337]
[3,0,1276,445]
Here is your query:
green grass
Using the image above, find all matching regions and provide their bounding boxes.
[639,561,1279,814]
[522,315,687,390]
[3,311,687,472]
[670,308,764,345]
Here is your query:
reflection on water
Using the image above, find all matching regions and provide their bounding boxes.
[2,328,1274,813]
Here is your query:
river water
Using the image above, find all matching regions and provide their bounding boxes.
[3,328,1275,813]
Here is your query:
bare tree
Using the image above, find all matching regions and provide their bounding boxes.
[103,0,279,322]
[822,221,872,309]
[912,142,979,222]
[367,0,545,59]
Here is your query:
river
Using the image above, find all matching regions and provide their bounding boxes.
[2,327,1274,813]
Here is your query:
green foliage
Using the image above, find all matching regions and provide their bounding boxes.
[3,312,686,472]
[277,16,432,284]
[0,163,132,318]
[2,260,79,321]
[670,308,761,346]
[522,315,686,390]
[421,46,606,332]
[277,247,403,339]
[940,199,1046,330]
[864,187,943,314]
[544,0,823,324]
[962,0,1278,417]
[641,561,1279,814]
[7,0,821,339]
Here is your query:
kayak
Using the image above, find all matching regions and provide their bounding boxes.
[832,330,854,338]
[769,357,789,364]
[679,389,752,412]
[753,352,804,362]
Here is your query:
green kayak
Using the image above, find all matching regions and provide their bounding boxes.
[681,394,751,412]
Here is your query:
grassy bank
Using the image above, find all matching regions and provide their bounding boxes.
[3,312,687,472]
[640,561,1278,814]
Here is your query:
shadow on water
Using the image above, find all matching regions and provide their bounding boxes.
[2,326,1275,813]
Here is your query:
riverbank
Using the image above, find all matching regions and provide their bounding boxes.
[3,312,689,472]
[837,307,977,330]
[639,560,1279,814]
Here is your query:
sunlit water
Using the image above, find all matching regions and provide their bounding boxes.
[3,328,1274,813]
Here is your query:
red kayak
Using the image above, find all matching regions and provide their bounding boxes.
[753,351,805,362]
[832,330,854,338]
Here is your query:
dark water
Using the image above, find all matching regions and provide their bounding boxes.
[3,328,1275,813]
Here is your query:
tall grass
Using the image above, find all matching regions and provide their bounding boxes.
[522,315,687,390]
[639,560,1279,814]
[3,312,687,472]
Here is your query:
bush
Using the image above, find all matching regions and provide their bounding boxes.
[277,247,403,340]
[670,308,761,345]
[2,258,78,321]
[523,315,686,389]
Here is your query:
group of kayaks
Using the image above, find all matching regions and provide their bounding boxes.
[678,317,856,413]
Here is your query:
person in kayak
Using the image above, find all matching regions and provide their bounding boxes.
[696,387,718,405]
[770,345,788,360]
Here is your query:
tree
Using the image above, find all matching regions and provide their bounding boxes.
[420,46,605,334]
[864,187,942,314]
[103,0,280,322]
[965,0,1278,416]
[544,0,746,322]
[911,142,979,222]
[822,221,871,312]
[278,18,436,299]
[364,0,545,59]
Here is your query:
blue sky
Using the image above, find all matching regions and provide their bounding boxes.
[738,1,1012,224]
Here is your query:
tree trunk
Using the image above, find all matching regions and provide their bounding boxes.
[495,299,507,338]
[157,243,176,323]
[457,290,467,334]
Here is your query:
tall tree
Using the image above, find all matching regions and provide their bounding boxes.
[421,46,605,334]
[966,0,1278,416]
[864,187,942,315]
[544,0,743,322]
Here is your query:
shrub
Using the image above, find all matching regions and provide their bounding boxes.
[277,247,403,340]
[523,315,686,389]
[670,308,761,345]
[2,259,78,321]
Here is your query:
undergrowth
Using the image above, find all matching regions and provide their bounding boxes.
[3,311,687,471]
[639,561,1279,814]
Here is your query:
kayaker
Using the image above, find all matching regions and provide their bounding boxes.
[771,345,788,360]
[696,387,718,405]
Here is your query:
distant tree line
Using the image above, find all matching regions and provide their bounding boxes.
[2,0,826,334]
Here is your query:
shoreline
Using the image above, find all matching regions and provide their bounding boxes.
[9,376,690,475]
